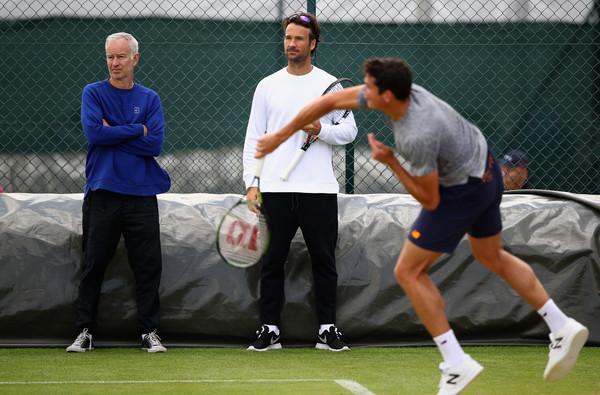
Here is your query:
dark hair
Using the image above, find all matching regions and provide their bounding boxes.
[282,12,322,56]
[362,58,413,100]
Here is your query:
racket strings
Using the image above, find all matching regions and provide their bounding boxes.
[217,201,269,267]
[325,80,354,124]
[330,108,347,123]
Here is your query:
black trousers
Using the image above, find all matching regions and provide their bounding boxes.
[77,189,163,335]
[260,192,338,326]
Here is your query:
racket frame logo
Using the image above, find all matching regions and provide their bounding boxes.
[226,219,259,251]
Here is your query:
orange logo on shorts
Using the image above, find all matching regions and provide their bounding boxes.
[411,230,421,239]
[482,170,493,183]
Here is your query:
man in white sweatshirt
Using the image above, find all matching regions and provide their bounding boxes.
[242,11,357,351]
[254,57,589,394]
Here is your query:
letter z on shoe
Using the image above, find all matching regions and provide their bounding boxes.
[543,318,589,382]
[437,354,483,395]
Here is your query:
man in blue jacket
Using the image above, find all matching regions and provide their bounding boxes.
[67,32,171,353]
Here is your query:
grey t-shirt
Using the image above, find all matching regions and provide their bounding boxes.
[358,84,488,187]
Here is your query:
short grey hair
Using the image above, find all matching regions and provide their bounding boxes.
[105,32,138,59]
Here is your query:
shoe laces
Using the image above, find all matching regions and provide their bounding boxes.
[332,326,346,341]
[249,326,265,342]
[145,330,163,347]
[73,328,92,349]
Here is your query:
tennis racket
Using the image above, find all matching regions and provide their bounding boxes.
[280,77,356,181]
[216,157,269,268]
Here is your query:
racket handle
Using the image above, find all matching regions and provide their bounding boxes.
[254,157,265,177]
[280,149,305,181]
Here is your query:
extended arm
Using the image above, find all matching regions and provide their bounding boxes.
[255,85,363,158]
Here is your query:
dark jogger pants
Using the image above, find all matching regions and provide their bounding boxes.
[259,192,338,326]
[77,189,163,334]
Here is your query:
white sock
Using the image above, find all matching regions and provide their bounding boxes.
[433,329,465,368]
[538,299,568,333]
[319,324,334,335]
[265,325,279,335]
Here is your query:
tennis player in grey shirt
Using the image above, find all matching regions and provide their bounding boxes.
[362,83,488,187]
[254,57,588,395]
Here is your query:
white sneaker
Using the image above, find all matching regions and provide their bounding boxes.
[437,354,483,395]
[543,318,588,382]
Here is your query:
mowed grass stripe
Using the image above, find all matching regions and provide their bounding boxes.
[0,379,374,394]
[0,347,598,394]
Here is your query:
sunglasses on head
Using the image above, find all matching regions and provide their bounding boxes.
[289,14,311,23]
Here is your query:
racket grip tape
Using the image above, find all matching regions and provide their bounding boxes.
[254,157,265,177]
[280,149,305,181]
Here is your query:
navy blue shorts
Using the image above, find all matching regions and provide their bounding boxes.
[408,150,504,253]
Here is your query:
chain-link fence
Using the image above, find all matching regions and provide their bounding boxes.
[1,1,598,194]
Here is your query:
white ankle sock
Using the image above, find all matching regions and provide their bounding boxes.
[433,329,466,368]
[319,324,334,335]
[265,325,279,335]
[538,299,568,333]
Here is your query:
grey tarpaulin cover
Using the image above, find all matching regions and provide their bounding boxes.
[0,192,598,347]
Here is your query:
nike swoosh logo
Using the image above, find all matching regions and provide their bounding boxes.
[270,337,280,345]
[318,335,327,343]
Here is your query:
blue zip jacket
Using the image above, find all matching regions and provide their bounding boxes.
[81,80,171,196]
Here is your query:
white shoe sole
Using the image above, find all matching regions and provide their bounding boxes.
[315,343,350,351]
[543,325,589,382]
[144,347,167,353]
[246,343,282,351]
[66,347,92,353]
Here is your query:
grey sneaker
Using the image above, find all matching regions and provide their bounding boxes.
[66,328,93,352]
[141,330,167,353]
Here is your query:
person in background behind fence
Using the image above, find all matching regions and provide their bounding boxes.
[500,149,531,190]
[254,57,588,394]
[67,32,171,353]
[243,11,357,352]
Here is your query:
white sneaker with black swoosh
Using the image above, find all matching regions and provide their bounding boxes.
[247,325,282,351]
[315,326,350,351]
